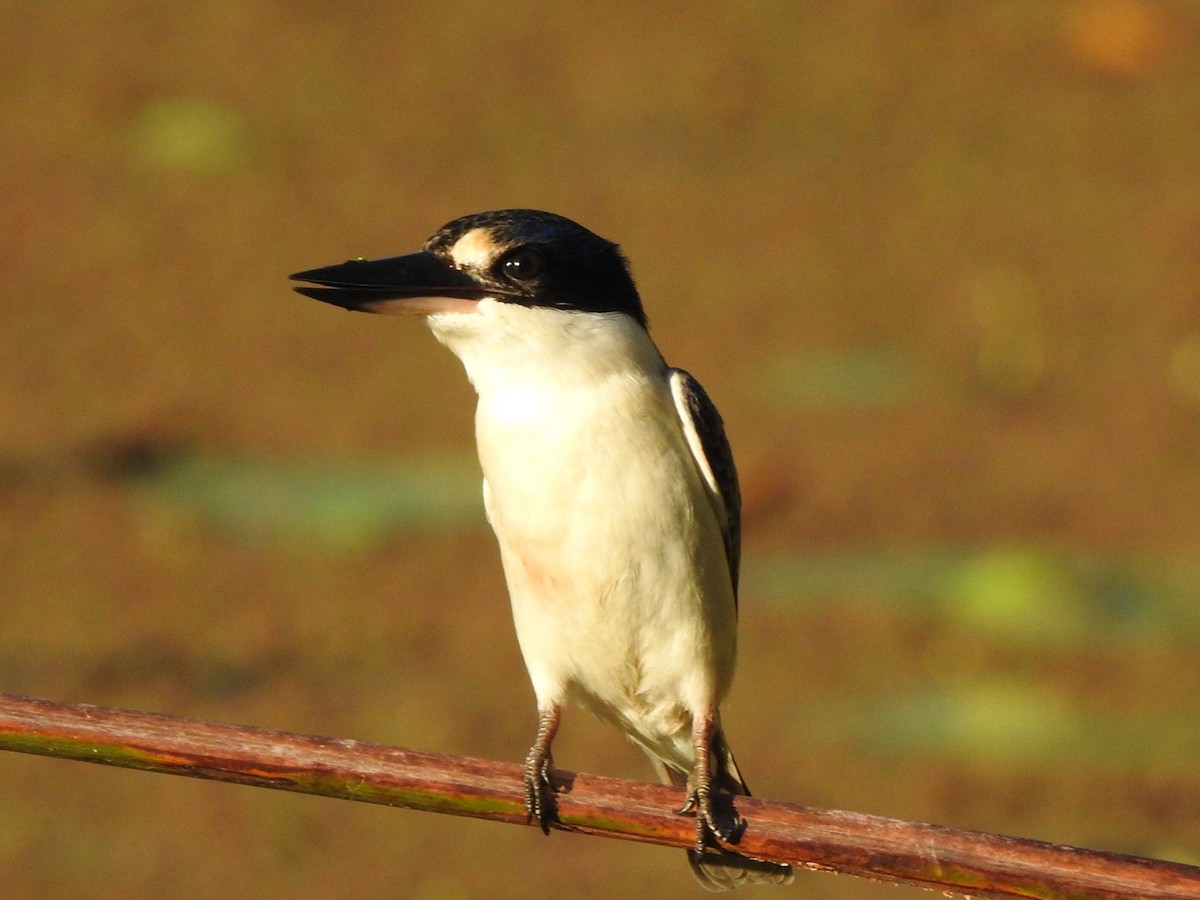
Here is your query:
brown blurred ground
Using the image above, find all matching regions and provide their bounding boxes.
[2,2,1200,898]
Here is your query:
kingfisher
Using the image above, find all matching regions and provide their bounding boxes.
[291,209,792,890]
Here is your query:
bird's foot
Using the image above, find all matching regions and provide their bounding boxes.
[678,782,745,853]
[523,744,555,833]
[523,705,561,834]
[678,711,745,853]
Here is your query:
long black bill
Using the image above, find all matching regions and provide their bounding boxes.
[290,251,489,313]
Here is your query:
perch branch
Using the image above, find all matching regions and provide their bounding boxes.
[0,691,1196,898]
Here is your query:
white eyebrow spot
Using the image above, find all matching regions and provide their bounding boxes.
[449,228,499,270]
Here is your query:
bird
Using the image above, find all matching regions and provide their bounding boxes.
[291,209,792,890]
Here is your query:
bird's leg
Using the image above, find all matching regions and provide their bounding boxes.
[677,710,743,852]
[523,703,561,834]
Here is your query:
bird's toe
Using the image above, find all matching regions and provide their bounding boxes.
[522,748,556,833]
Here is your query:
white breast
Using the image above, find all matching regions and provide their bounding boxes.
[426,302,738,769]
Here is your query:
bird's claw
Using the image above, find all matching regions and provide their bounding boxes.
[523,747,555,833]
[523,705,561,834]
[678,785,745,853]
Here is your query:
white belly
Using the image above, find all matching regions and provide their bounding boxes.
[426,302,738,770]
[475,371,737,770]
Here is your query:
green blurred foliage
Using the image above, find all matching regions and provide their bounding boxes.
[128,97,251,174]
[134,452,483,548]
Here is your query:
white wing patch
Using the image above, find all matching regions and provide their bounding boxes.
[670,373,723,512]
[668,369,742,599]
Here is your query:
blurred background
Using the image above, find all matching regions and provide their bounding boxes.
[2,2,1199,897]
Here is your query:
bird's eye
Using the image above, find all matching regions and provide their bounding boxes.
[500,247,545,283]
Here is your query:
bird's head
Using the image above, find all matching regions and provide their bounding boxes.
[291,209,647,329]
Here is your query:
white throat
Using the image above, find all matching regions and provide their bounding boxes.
[425,299,666,395]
